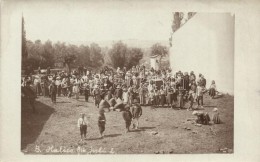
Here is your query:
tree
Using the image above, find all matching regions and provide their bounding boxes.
[76,45,91,67]
[64,44,77,73]
[150,43,168,69]
[108,41,127,69]
[125,48,143,68]
[171,12,184,33]
[89,43,104,68]
[42,40,55,68]
[22,15,28,69]
[108,41,144,69]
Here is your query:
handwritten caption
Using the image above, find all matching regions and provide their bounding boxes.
[34,145,115,154]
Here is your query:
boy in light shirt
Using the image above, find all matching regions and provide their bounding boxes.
[77,113,89,141]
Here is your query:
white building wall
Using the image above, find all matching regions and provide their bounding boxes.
[170,13,234,94]
[150,57,159,70]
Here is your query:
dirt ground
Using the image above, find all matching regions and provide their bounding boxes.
[21,93,234,154]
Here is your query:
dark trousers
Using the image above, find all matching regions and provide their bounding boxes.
[98,124,105,134]
[80,125,87,137]
[125,120,131,130]
[197,96,203,106]
[189,99,194,108]
[51,93,56,102]
[84,90,89,102]
[57,85,61,96]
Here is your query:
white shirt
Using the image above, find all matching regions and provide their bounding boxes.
[77,117,89,127]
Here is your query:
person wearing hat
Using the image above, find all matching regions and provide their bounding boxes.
[201,75,206,88]
[159,86,166,107]
[49,79,57,103]
[122,104,133,133]
[196,84,204,109]
[189,71,196,83]
[183,72,190,91]
[192,111,210,125]
[138,84,146,106]
[122,87,129,104]
[98,109,106,138]
[84,83,90,102]
[131,99,142,129]
[55,76,61,97]
[99,93,110,112]
[212,108,221,124]
[128,85,135,106]
[154,89,160,107]
[92,85,101,108]
[73,76,80,100]
[114,85,123,100]
[24,81,37,113]
[209,80,217,99]
[77,113,89,141]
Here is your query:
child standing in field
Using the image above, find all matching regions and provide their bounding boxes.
[122,104,133,133]
[77,113,89,141]
[98,109,106,138]
[132,99,143,129]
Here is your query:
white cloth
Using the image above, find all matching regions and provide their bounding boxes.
[123,92,129,103]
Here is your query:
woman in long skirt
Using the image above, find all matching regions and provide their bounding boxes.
[98,109,106,138]
[166,85,173,108]
[160,86,166,107]
[172,87,178,108]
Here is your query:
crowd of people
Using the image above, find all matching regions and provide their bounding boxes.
[21,65,220,140]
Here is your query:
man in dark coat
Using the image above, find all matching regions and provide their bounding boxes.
[23,81,37,113]
[49,80,57,103]
[122,104,132,133]
[114,85,123,100]
[131,99,142,129]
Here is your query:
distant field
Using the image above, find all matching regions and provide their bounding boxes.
[21,93,233,154]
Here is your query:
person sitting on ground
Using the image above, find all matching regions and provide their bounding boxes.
[209,80,217,99]
[212,108,221,124]
[77,113,89,141]
[122,104,133,133]
[192,111,210,125]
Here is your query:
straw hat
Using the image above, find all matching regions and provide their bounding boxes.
[124,104,130,110]
[192,111,199,116]
[213,108,218,112]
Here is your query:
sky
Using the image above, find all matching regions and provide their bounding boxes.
[20,1,174,45]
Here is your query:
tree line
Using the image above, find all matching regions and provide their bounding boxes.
[22,16,169,73]
[22,39,147,73]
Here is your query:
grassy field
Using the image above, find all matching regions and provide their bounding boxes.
[21,93,234,154]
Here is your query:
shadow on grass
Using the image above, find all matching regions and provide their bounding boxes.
[87,137,103,141]
[21,98,55,151]
[55,101,71,103]
[104,134,121,138]
[131,126,156,132]
[213,95,224,99]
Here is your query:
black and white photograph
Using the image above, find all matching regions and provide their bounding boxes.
[1,0,260,161]
[20,4,234,154]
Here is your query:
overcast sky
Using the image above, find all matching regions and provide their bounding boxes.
[20,1,174,44]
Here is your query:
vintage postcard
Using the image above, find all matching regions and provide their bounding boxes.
[1,0,260,162]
